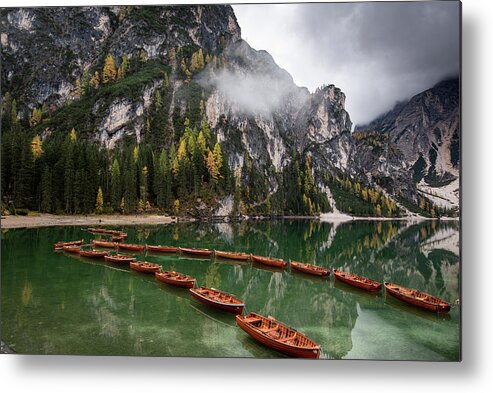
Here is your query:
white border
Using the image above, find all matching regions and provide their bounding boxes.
[2,1,492,392]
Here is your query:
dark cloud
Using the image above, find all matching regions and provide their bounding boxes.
[233,1,460,126]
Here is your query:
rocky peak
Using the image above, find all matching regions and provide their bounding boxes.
[1,5,241,110]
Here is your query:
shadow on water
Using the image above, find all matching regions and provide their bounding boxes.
[384,293,452,322]
[333,279,383,300]
[189,302,237,328]
[290,269,331,284]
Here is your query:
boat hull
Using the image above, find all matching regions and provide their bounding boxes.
[290,261,330,277]
[54,240,83,250]
[333,269,381,291]
[91,240,118,248]
[130,262,161,274]
[117,244,145,252]
[252,255,287,269]
[79,250,108,258]
[155,271,195,288]
[384,282,451,314]
[180,248,213,257]
[236,314,320,359]
[215,250,250,261]
[63,246,81,254]
[146,245,178,253]
[104,255,136,264]
[189,288,244,314]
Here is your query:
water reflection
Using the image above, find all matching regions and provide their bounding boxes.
[1,219,460,359]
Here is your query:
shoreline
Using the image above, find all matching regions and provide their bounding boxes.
[1,212,459,229]
[0,214,176,229]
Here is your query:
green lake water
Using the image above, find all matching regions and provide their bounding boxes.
[0,219,460,360]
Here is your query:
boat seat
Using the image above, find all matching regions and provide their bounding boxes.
[260,326,279,333]
[278,336,296,343]
[244,318,262,323]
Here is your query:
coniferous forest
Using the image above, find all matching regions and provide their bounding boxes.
[1,39,452,219]
[1,50,333,218]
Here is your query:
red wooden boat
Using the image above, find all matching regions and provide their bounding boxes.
[62,245,81,254]
[87,228,114,235]
[79,249,108,258]
[104,254,136,264]
[54,239,83,250]
[215,250,251,261]
[180,247,213,257]
[290,260,330,277]
[130,261,161,274]
[333,269,382,291]
[384,282,451,314]
[189,287,245,314]
[236,312,321,359]
[146,244,179,253]
[155,271,196,288]
[117,243,145,252]
[91,239,118,248]
[251,255,287,269]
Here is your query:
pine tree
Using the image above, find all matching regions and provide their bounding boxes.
[121,55,129,76]
[206,149,218,181]
[73,79,82,98]
[40,165,52,213]
[110,158,122,210]
[155,90,162,109]
[70,128,77,142]
[1,92,13,131]
[212,143,223,179]
[102,54,117,84]
[31,135,43,159]
[95,186,104,214]
[81,70,89,95]
[89,71,100,89]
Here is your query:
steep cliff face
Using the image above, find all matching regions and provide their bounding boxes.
[1,5,241,110]
[1,5,459,216]
[354,78,460,209]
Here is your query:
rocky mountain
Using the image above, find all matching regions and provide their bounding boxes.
[0,5,459,218]
[354,78,460,211]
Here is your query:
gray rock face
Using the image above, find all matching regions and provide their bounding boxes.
[1,5,241,110]
[1,5,459,213]
[354,78,460,200]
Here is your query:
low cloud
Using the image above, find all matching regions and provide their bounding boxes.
[233,2,460,126]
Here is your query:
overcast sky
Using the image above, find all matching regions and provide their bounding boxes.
[232,1,460,127]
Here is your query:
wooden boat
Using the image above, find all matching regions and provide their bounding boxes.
[104,254,136,264]
[146,244,179,253]
[91,239,118,248]
[215,250,251,261]
[155,271,196,288]
[180,247,213,257]
[54,239,83,250]
[112,231,128,239]
[189,287,245,314]
[62,245,81,254]
[251,255,287,269]
[236,312,321,359]
[87,228,114,235]
[333,268,382,291]
[130,261,161,274]
[384,282,451,314]
[290,260,330,277]
[116,243,145,252]
[79,249,108,258]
